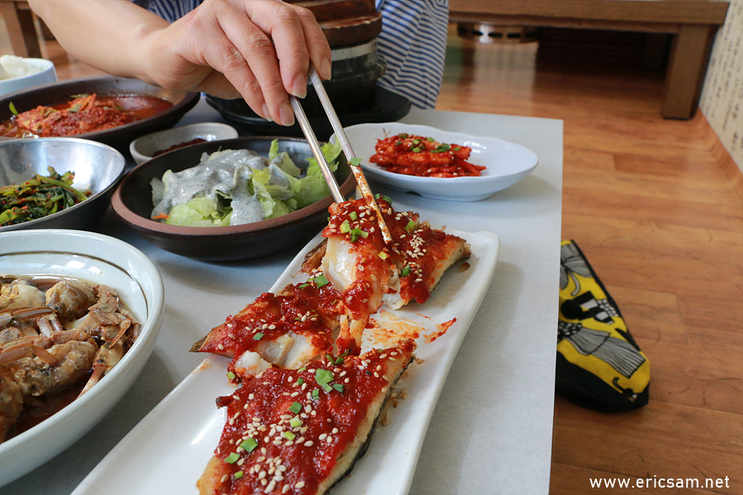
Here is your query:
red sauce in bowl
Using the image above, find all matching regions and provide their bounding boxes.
[0,93,173,138]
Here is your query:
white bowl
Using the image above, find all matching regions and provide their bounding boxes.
[0,58,57,96]
[0,230,165,487]
[129,122,238,164]
[337,123,539,201]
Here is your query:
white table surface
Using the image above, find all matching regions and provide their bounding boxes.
[2,98,563,495]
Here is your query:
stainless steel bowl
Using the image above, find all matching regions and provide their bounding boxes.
[0,137,126,232]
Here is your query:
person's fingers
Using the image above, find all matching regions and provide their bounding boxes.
[244,1,309,99]
[215,1,293,125]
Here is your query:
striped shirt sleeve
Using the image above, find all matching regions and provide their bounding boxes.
[136,0,449,109]
[375,0,449,109]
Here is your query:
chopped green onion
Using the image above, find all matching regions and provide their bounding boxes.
[401,265,411,277]
[253,332,264,340]
[349,157,361,166]
[405,220,416,232]
[427,137,435,141]
[299,366,307,372]
[321,383,333,392]
[240,438,258,452]
[412,147,421,153]
[9,102,18,116]
[289,401,302,414]
[225,452,240,464]
[234,471,244,480]
[340,219,351,233]
[312,388,320,400]
[332,383,344,393]
[398,133,408,139]
[436,144,451,153]
[315,369,334,387]
[226,371,235,381]
[349,228,369,242]
[283,431,296,440]
[312,274,329,288]
[378,251,389,260]
[296,377,304,386]
[349,211,358,220]
[290,417,303,428]
[334,355,344,365]
[453,146,461,151]
[298,283,309,289]
[395,140,402,146]
[412,139,420,145]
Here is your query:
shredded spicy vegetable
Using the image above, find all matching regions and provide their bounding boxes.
[0,167,90,226]
[370,133,486,178]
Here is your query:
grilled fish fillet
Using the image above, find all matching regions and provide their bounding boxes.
[196,340,416,495]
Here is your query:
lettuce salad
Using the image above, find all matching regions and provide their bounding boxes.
[150,139,341,227]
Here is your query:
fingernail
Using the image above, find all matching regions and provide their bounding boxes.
[261,103,272,122]
[279,102,295,127]
[319,59,332,80]
[292,75,307,99]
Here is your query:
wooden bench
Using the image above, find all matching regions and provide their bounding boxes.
[449,0,730,119]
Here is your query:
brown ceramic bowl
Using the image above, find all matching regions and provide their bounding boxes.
[0,76,200,150]
[111,137,356,261]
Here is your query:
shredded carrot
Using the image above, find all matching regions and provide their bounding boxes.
[152,213,169,220]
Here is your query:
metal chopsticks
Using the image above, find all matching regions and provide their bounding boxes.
[289,96,345,204]
[306,66,393,244]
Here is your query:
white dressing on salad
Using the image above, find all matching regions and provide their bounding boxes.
[150,140,343,228]
[152,149,266,225]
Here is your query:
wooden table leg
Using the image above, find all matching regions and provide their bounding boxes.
[0,2,42,58]
[662,24,715,119]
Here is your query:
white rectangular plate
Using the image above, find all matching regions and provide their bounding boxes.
[72,228,500,495]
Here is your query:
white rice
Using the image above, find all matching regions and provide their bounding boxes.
[0,55,43,81]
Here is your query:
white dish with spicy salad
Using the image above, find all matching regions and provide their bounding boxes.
[337,123,539,201]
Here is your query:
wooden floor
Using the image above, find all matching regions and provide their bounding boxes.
[5,23,743,495]
[439,34,743,495]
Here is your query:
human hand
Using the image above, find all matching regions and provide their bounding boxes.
[144,0,331,126]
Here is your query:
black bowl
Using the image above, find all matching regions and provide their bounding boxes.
[0,76,200,151]
[112,137,356,261]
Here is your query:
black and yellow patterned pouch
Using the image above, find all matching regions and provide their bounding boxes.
[557,240,650,412]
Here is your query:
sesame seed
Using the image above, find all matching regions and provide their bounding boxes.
[304,440,313,447]
[295,482,306,489]
[326,436,333,443]
[259,471,267,479]
[282,485,290,493]
[332,428,339,434]
[266,480,276,492]
[319,433,327,440]
[221,475,228,483]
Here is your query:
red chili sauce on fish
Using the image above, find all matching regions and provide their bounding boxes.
[198,282,343,374]
[0,93,172,138]
[212,343,412,495]
[322,197,452,308]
